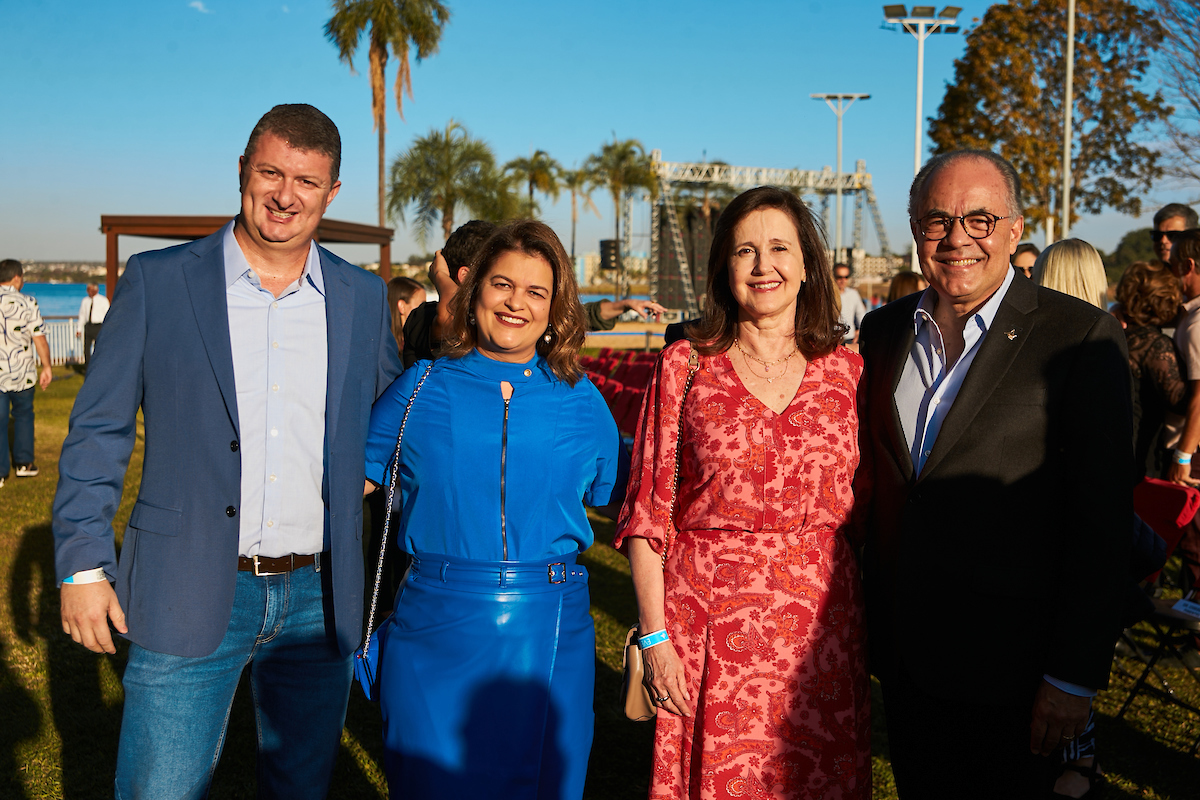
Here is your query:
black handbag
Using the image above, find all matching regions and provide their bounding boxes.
[354,362,434,701]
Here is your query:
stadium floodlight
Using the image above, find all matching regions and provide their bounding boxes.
[811,93,871,264]
[882,3,961,269]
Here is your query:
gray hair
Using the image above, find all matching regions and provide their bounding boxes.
[1153,203,1198,230]
[908,149,1023,220]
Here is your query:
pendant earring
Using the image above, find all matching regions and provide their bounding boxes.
[468,312,476,326]
[543,328,554,344]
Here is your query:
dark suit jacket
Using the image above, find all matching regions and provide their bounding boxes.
[857,276,1133,701]
[53,226,403,658]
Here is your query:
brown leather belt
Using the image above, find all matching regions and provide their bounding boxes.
[238,553,319,576]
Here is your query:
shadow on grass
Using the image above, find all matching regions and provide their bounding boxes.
[10,522,125,798]
[0,620,41,799]
[585,655,655,800]
[8,519,389,799]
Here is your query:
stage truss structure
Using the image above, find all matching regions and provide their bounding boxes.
[644,150,894,316]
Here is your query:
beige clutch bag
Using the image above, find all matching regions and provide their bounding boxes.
[621,626,657,721]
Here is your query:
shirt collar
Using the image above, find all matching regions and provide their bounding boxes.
[0,284,16,294]
[222,219,324,295]
[455,348,555,385]
[911,265,1015,336]
[1184,295,1200,314]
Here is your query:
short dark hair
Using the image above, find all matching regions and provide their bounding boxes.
[1014,242,1041,260]
[1117,261,1181,328]
[834,262,853,277]
[1170,229,1200,274]
[443,220,499,274]
[0,259,23,283]
[1154,203,1199,230]
[685,186,846,359]
[909,149,1022,219]
[243,104,341,184]
[443,220,586,385]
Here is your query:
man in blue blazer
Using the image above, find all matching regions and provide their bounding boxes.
[53,104,402,799]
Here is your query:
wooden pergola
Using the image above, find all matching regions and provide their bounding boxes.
[99,215,394,298]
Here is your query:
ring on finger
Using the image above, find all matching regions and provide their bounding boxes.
[654,695,670,703]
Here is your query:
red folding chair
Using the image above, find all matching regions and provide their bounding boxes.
[1133,477,1200,584]
[1117,477,1200,754]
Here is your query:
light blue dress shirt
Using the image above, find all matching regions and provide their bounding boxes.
[896,267,1015,476]
[222,222,328,558]
[894,266,1094,698]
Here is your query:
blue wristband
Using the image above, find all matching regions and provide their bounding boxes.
[1175,449,1193,465]
[637,629,669,650]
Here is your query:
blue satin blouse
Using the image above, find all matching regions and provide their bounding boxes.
[365,349,623,560]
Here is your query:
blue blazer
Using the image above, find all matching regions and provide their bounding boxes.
[52,227,403,658]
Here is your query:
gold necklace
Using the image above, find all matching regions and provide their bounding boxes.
[734,338,796,384]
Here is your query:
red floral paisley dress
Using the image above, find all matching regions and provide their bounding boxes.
[615,340,869,800]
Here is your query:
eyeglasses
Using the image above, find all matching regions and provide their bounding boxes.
[916,212,1011,241]
[1150,229,1183,242]
[834,274,850,281]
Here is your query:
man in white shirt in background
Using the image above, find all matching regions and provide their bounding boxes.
[835,262,867,344]
[76,282,109,373]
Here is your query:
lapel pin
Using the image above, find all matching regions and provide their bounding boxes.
[1005,329,1017,340]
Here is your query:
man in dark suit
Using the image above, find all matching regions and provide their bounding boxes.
[53,104,402,798]
[857,150,1131,798]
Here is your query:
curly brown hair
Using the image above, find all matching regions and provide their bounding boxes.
[684,186,845,358]
[1117,261,1182,328]
[441,220,586,385]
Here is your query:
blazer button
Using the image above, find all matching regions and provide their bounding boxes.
[226,506,237,517]
[230,440,239,452]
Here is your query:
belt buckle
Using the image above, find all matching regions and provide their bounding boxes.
[252,555,285,577]
[547,562,567,584]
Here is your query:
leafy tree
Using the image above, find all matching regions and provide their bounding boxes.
[927,0,1168,236]
[325,0,451,227]
[503,150,562,217]
[560,167,601,261]
[1102,227,1156,285]
[583,137,656,265]
[1154,0,1200,189]
[387,120,507,246]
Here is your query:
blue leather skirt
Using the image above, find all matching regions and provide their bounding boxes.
[378,551,595,800]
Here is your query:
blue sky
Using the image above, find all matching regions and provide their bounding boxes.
[0,0,1181,266]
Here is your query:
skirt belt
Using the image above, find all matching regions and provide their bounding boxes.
[409,551,587,589]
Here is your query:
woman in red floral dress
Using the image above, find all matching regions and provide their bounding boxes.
[615,186,869,800]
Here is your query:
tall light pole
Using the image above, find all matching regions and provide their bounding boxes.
[811,93,870,264]
[883,5,961,270]
[1061,0,1076,240]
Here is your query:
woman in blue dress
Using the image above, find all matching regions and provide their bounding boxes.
[364,220,623,800]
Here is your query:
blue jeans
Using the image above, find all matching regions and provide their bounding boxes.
[1,386,35,475]
[115,562,352,800]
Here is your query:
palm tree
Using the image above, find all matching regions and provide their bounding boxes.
[387,120,502,246]
[503,150,561,216]
[325,0,451,227]
[583,137,656,268]
[560,167,600,261]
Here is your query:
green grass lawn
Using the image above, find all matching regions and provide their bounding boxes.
[2,368,1197,797]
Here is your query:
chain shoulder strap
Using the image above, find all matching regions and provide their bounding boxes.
[662,346,700,566]
[362,361,435,657]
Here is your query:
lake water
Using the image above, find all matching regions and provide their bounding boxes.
[22,283,105,319]
[24,283,644,320]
